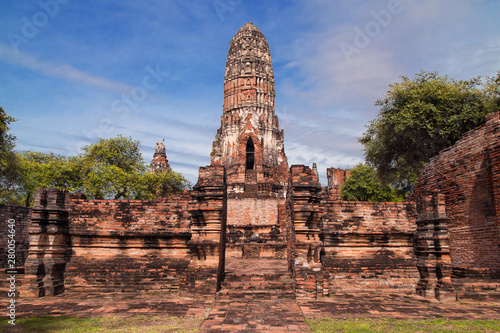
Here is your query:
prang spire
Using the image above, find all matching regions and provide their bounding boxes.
[210,22,287,179]
[222,22,275,113]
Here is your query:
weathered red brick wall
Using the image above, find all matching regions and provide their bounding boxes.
[22,165,227,297]
[289,165,420,298]
[64,192,193,293]
[320,199,419,295]
[413,112,500,277]
[227,197,278,227]
[0,204,31,269]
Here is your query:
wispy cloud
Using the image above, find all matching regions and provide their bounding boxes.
[0,43,132,93]
[2,1,500,186]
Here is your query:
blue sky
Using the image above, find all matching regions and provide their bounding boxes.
[1,0,499,185]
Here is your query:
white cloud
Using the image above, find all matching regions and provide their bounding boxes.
[0,43,132,93]
[3,0,500,186]
[276,0,500,176]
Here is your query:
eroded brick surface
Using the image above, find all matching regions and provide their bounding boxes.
[413,112,500,277]
[11,23,500,304]
[289,165,421,299]
[0,204,31,269]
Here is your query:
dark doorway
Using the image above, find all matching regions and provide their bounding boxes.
[246,138,255,170]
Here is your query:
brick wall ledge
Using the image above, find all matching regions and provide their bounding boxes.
[68,231,192,237]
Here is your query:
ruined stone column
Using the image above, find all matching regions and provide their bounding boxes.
[289,165,324,299]
[185,165,226,293]
[414,192,455,301]
[20,189,70,297]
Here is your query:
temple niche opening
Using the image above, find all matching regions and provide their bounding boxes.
[246,138,255,170]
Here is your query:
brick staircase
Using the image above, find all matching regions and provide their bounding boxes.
[217,258,295,299]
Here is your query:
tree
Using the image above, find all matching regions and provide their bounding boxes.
[78,136,190,200]
[78,136,146,199]
[360,71,498,194]
[143,170,191,199]
[0,153,23,205]
[1,134,190,206]
[0,107,21,205]
[0,107,16,174]
[17,152,80,206]
[484,71,500,113]
[340,164,402,202]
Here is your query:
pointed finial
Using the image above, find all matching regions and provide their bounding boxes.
[312,162,318,177]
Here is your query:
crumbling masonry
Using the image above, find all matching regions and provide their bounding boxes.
[2,23,499,301]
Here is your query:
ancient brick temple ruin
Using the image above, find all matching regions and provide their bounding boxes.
[2,23,499,301]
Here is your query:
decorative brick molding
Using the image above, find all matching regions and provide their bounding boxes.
[187,165,226,294]
[289,165,325,299]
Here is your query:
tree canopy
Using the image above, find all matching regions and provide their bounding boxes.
[17,152,80,206]
[79,136,147,200]
[77,136,190,200]
[0,107,16,176]
[0,131,191,206]
[0,107,21,205]
[340,164,402,202]
[360,71,500,194]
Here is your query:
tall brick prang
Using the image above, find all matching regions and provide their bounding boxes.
[211,22,287,176]
[211,22,290,260]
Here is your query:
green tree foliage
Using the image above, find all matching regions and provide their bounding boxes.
[143,170,191,199]
[78,136,147,200]
[0,107,21,205]
[0,153,23,205]
[360,71,499,194]
[76,136,191,200]
[17,152,80,206]
[484,71,500,113]
[0,107,16,172]
[0,134,191,206]
[340,164,402,202]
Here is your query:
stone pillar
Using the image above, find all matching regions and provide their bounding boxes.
[185,165,226,294]
[289,165,324,299]
[414,192,455,301]
[326,167,350,199]
[21,189,70,297]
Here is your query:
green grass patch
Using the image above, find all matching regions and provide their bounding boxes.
[0,315,203,332]
[306,318,500,333]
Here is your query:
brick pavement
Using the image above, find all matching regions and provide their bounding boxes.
[4,292,500,332]
[200,298,310,332]
[299,294,500,320]
[7,292,212,319]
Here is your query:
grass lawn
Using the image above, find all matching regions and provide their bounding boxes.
[306,318,500,333]
[0,315,203,332]
[2,316,500,332]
